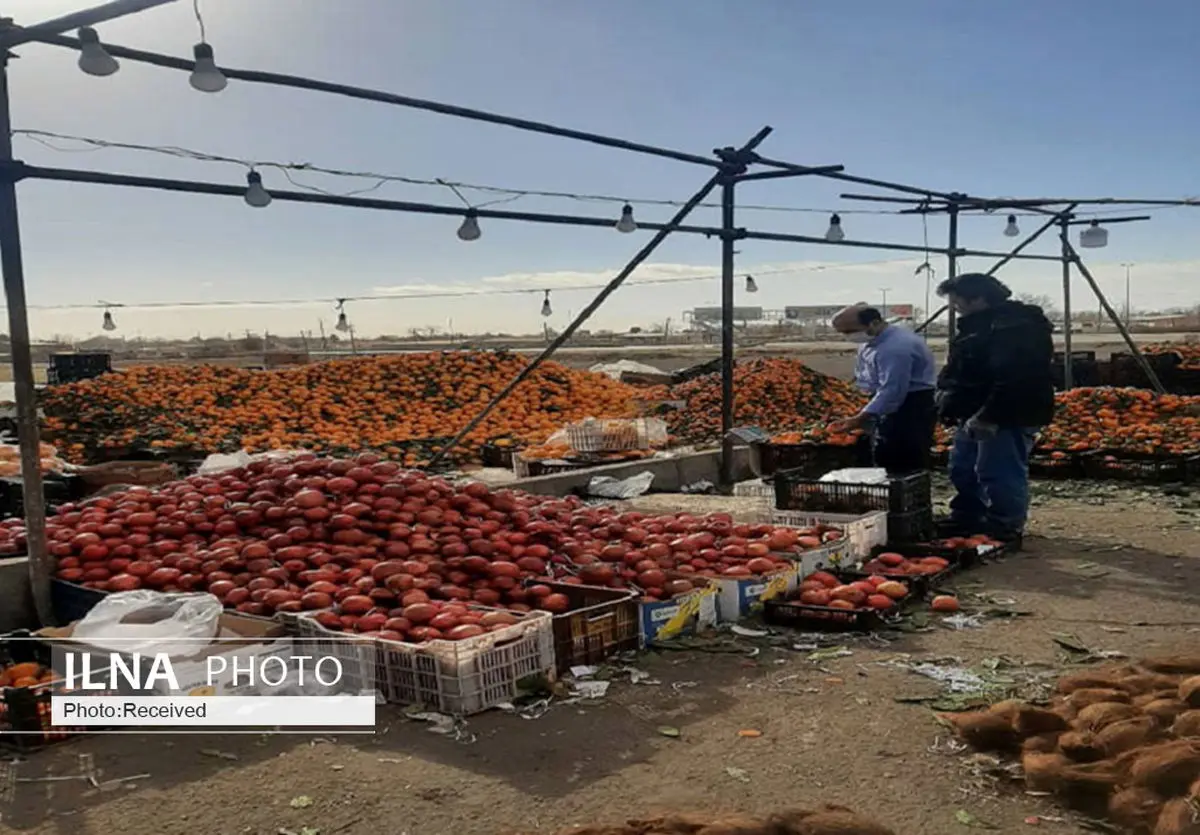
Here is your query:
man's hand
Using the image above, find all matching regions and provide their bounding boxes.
[830,413,872,434]
[964,414,999,441]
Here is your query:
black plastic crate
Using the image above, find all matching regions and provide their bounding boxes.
[755,441,868,478]
[480,442,516,469]
[0,630,95,749]
[542,582,639,674]
[1028,450,1087,480]
[886,507,936,544]
[0,475,78,520]
[774,469,931,515]
[763,599,887,632]
[47,352,111,385]
[1080,451,1200,484]
[51,579,107,624]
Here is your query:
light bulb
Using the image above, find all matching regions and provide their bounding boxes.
[457,213,481,242]
[1079,220,1108,249]
[101,310,116,331]
[745,275,758,293]
[1004,215,1020,237]
[77,27,119,77]
[541,292,552,317]
[825,213,845,242]
[189,43,227,93]
[244,171,272,208]
[615,204,637,233]
[335,311,350,332]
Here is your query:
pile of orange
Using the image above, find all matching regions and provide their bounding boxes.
[1039,387,1200,455]
[1144,340,1200,370]
[41,352,647,467]
[666,358,867,444]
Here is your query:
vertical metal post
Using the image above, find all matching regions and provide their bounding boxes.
[718,177,737,490]
[945,205,959,338]
[0,53,53,624]
[1058,218,1074,390]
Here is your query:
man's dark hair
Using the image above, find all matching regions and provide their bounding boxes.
[856,307,883,326]
[936,273,1013,304]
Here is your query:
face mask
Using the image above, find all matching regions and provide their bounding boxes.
[847,331,872,344]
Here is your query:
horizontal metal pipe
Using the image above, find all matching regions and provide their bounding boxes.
[31,33,721,170]
[15,163,1008,258]
[0,0,178,47]
[1065,215,1151,226]
[735,164,845,183]
[740,229,1060,261]
[754,155,961,202]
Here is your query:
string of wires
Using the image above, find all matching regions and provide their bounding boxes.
[6,258,920,312]
[13,129,1167,219]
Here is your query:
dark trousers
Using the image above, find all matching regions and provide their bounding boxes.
[872,389,936,476]
[948,425,1038,535]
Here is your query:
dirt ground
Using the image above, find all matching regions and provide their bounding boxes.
[1,478,1198,835]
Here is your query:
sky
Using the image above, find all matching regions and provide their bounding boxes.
[3,0,1199,341]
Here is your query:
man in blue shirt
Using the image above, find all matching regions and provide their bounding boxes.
[829,304,938,474]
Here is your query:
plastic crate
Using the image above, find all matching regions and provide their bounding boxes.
[1080,451,1200,484]
[541,582,639,673]
[480,443,517,469]
[51,579,108,624]
[885,507,936,544]
[712,564,799,623]
[764,510,888,564]
[513,457,592,479]
[566,418,666,453]
[47,353,111,385]
[0,630,102,749]
[773,470,931,515]
[753,441,866,479]
[637,583,719,646]
[294,608,554,716]
[837,561,956,601]
[762,599,888,632]
[1028,450,1087,480]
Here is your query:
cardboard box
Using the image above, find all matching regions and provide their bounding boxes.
[712,564,800,623]
[638,582,718,646]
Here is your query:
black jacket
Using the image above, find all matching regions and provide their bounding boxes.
[936,301,1056,428]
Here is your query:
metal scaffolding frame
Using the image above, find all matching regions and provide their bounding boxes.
[0,0,1192,621]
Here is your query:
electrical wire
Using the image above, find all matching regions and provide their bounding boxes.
[14,129,1164,219]
[4,258,920,312]
[192,0,208,44]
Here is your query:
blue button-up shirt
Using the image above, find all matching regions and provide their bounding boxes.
[855,325,937,417]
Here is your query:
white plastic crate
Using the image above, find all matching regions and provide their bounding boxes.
[764,510,887,564]
[294,609,555,716]
[565,417,665,452]
[732,479,775,500]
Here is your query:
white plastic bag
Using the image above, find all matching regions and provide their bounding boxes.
[197,450,252,475]
[587,471,654,499]
[819,467,889,485]
[71,590,223,657]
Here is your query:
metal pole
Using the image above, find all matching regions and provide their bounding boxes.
[1064,240,1166,394]
[1058,218,1074,390]
[35,34,720,170]
[946,205,959,338]
[0,0,178,48]
[0,54,52,624]
[718,178,737,489]
[1123,262,1133,326]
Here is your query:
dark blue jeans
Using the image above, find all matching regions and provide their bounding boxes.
[948,425,1039,534]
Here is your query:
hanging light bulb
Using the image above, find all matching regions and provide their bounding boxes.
[77,27,119,77]
[1004,214,1020,237]
[243,171,272,208]
[189,43,227,93]
[101,309,116,332]
[457,211,482,242]
[615,204,637,233]
[745,275,758,293]
[825,213,845,242]
[541,290,552,317]
[334,300,351,332]
[1079,220,1108,249]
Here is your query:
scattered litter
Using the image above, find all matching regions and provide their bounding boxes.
[406,710,477,743]
[289,796,314,809]
[671,681,698,692]
[807,646,853,662]
[621,666,659,685]
[942,614,986,630]
[954,809,997,829]
[737,729,763,738]
[571,681,610,700]
[657,726,681,738]
[730,625,770,638]
[377,758,405,764]
[569,665,599,679]
[199,749,239,761]
[908,663,988,693]
[329,765,344,772]
[724,766,751,783]
[681,480,715,494]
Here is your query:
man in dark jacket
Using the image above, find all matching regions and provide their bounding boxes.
[935,273,1055,544]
